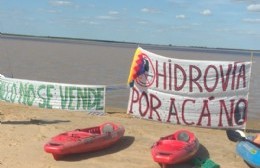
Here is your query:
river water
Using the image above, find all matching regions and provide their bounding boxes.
[0,35,259,119]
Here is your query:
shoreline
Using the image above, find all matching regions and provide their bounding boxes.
[2,33,260,53]
[1,101,259,132]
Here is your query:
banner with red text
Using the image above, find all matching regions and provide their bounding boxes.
[127,47,252,128]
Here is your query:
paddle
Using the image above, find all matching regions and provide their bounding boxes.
[226,129,260,148]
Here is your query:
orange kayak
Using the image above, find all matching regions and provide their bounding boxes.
[44,122,125,160]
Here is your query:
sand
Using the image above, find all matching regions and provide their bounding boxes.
[0,101,259,168]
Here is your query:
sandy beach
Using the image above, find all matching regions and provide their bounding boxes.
[0,101,259,168]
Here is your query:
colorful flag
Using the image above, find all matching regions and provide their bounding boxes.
[127,48,147,86]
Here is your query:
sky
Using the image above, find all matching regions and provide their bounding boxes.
[0,0,260,50]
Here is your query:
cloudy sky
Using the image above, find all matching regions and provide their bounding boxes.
[0,0,260,50]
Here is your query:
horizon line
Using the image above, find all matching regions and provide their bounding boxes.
[1,32,259,53]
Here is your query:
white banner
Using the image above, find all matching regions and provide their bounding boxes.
[0,75,106,113]
[127,47,252,128]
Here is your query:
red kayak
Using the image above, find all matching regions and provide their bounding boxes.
[151,129,199,167]
[44,122,125,160]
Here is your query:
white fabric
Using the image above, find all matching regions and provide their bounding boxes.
[0,74,106,113]
[127,47,252,128]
